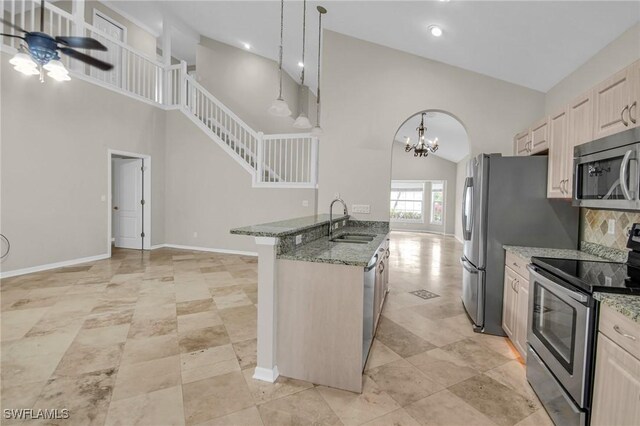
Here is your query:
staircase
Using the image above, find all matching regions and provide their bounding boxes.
[1,0,318,189]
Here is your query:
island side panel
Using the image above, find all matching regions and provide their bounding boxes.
[276,259,365,393]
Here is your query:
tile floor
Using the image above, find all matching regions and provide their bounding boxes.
[0,232,553,426]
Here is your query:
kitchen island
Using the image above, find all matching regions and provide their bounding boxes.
[231,214,390,392]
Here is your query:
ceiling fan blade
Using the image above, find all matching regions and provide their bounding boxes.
[0,17,28,34]
[56,36,107,51]
[60,47,114,71]
[0,33,26,40]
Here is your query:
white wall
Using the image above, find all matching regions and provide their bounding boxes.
[390,142,457,235]
[0,56,166,272]
[163,111,317,253]
[318,31,546,241]
[545,22,640,114]
[196,37,316,135]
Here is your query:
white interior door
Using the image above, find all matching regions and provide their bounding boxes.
[92,12,124,87]
[113,158,143,249]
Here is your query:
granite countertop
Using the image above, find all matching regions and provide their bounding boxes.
[504,245,607,262]
[278,226,388,267]
[594,293,640,324]
[230,214,349,237]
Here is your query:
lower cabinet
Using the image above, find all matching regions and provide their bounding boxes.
[591,305,640,426]
[502,253,530,360]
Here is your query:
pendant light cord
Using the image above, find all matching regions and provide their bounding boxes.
[278,0,284,99]
[300,0,306,85]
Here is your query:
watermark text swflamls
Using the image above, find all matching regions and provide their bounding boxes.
[3,409,70,420]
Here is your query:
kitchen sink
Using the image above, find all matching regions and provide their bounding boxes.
[330,233,376,243]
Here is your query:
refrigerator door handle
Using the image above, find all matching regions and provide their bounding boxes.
[460,256,478,274]
[462,177,474,241]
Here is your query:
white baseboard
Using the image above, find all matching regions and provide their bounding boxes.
[253,366,280,383]
[0,253,110,279]
[157,243,257,257]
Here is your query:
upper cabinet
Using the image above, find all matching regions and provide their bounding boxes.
[632,60,640,127]
[514,130,531,156]
[530,117,549,154]
[593,66,635,139]
[547,109,569,198]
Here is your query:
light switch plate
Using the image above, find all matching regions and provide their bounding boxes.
[608,219,615,235]
[302,200,309,207]
[352,204,370,214]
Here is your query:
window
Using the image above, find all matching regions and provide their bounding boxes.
[431,182,444,225]
[390,182,424,222]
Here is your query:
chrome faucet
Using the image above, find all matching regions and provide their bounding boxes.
[329,197,348,239]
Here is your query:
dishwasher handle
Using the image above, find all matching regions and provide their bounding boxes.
[365,254,379,272]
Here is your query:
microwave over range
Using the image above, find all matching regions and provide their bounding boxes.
[574,127,640,210]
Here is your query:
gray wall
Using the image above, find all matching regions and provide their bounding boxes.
[545,22,640,114]
[390,142,457,235]
[317,31,546,242]
[0,57,166,272]
[196,37,316,135]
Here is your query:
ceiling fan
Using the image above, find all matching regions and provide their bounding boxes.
[0,0,113,82]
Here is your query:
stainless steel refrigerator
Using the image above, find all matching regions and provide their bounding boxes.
[460,153,579,336]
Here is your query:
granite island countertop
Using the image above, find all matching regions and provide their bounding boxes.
[594,293,640,324]
[504,245,607,262]
[278,226,389,267]
[230,214,349,237]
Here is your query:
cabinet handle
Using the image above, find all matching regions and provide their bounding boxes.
[378,262,385,274]
[385,248,390,259]
[630,101,637,124]
[621,105,630,126]
[514,280,519,293]
[613,324,637,341]
[559,179,565,194]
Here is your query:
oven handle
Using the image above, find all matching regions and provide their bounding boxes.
[527,265,589,303]
[619,149,634,200]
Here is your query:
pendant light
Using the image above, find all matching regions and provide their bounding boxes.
[293,0,312,129]
[268,0,292,117]
[311,6,327,136]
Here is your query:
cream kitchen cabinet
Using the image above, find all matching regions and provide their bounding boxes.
[593,63,637,139]
[514,130,531,156]
[632,60,640,128]
[503,251,530,360]
[591,304,640,426]
[564,90,595,197]
[530,117,550,154]
[547,109,570,198]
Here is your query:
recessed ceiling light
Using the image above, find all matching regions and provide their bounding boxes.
[298,61,304,68]
[428,25,443,37]
[242,42,251,50]
[439,0,450,3]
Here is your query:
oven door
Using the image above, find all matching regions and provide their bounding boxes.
[527,265,592,408]
[573,143,640,209]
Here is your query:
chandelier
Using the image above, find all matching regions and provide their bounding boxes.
[405,113,439,157]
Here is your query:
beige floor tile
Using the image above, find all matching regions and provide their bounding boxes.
[182,371,255,425]
[374,317,436,358]
[1,352,65,385]
[55,342,124,376]
[232,338,257,370]
[484,360,541,409]
[361,408,421,426]
[448,375,538,426]
[242,368,314,404]
[382,309,465,347]
[404,389,497,426]
[471,334,521,361]
[514,409,554,426]
[258,388,341,426]
[111,355,181,401]
[366,358,444,406]
[74,324,131,347]
[1,307,50,341]
[317,376,400,425]
[180,344,240,383]
[177,298,215,316]
[364,339,402,371]
[217,305,257,343]
[439,338,511,372]
[195,406,263,426]
[83,309,135,329]
[406,347,480,388]
[105,385,185,426]
[177,310,223,333]
[0,380,47,411]
[121,333,180,365]
[178,325,230,353]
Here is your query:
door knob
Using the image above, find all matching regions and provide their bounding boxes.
[113,206,119,210]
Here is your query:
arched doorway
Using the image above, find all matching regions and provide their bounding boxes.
[389,110,470,236]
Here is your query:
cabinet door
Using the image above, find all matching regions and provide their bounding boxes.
[547,109,569,198]
[566,90,594,196]
[593,66,634,139]
[383,238,390,294]
[591,333,640,426]
[514,278,529,360]
[631,60,640,129]
[514,130,530,156]
[502,267,518,339]
[530,118,549,154]
[373,258,385,329]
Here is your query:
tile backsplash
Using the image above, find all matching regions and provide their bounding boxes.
[581,208,640,251]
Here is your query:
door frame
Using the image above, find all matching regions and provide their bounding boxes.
[107,149,151,255]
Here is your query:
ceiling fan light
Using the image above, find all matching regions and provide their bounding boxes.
[43,59,68,74]
[293,112,312,129]
[14,64,40,75]
[311,125,323,136]
[268,97,292,117]
[47,70,71,81]
[10,51,37,68]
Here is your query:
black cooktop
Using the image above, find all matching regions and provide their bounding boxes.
[531,257,640,295]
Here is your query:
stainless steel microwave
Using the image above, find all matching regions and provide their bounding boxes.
[573,127,640,210]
